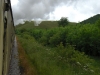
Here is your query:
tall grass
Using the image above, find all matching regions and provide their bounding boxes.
[16,20,100,75]
[17,34,100,75]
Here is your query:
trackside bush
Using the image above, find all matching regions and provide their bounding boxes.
[17,34,99,75]
[16,20,100,75]
[16,21,100,56]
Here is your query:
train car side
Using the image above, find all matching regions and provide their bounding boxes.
[0,0,4,75]
[0,0,15,75]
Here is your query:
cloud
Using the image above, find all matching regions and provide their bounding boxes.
[11,0,79,25]
[50,0,100,22]
[11,0,100,25]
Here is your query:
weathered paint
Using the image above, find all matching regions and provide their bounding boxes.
[0,0,15,75]
[0,0,4,75]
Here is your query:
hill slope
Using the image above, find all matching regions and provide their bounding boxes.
[15,21,58,29]
[80,14,100,24]
[15,21,77,29]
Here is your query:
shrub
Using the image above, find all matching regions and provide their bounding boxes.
[58,17,69,27]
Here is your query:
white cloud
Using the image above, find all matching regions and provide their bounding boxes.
[11,0,100,25]
[49,0,100,22]
[11,0,19,6]
[49,5,94,22]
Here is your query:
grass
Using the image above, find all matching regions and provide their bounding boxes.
[16,34,100,75]
[17,37,38,75]
[90,56,100,74]
[15,21,77,30]
[15,21,58,29]
[15,20,100,75]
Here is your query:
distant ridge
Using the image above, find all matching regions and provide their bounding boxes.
[80,14,100,24]
[16,20,77,29]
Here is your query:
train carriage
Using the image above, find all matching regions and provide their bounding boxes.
[0,0,15,75]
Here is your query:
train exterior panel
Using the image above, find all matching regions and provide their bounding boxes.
[0,0,15,75]
[0,0,4,75]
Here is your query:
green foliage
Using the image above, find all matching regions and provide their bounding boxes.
[80,14,100,24]
[55,43,93,70]
[58,17,69,27]
[95,18,100,28]
[39,29,58,45]
[16,21,59,29]
[76,25,100,56]
[49,28,68,47]
[17,34,100,75]
[29,29,43,40]
[36,24,100,56]
[15,16,100,75]
[16,22,100,56]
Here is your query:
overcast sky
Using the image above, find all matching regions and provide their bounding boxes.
[11,0,100,25]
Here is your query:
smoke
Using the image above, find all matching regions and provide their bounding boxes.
[34,20,42,26]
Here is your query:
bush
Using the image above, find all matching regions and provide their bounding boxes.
[58,17,69,27]
[16,23,100,56]
[17,34,98,75]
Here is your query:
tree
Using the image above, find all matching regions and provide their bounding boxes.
[96,18,100,28]
[58,17,69,27]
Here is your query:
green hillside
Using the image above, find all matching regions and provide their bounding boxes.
[16,14,100,30]
[15,20,77,29]
[80,14,100,24]
[16,23,100,75]
[16,21,58,29]
[16,16,100,75]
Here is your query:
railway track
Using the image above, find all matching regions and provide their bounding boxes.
[8,37,20,75]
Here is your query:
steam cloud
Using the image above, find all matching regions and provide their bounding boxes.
[34,20,42,26]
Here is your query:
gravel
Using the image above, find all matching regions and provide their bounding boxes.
[8,37,20,75]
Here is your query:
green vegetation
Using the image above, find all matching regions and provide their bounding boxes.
[16,21,59,29]
[58,17,69,27]
[16,20,77,30]
[80,14,100,24]
[16,15,100,75]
